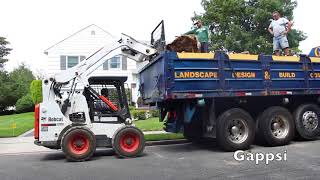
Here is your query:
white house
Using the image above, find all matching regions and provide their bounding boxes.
[44,24,146,105]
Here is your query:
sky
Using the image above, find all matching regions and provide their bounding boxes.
[0,0,319,73]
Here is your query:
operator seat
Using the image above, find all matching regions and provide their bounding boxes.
[94,88,111,112]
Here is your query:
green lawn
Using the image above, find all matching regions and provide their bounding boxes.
[134,117,164,131]
[0,112,34,137]
[0,113,171,139]
[144,133,184,141]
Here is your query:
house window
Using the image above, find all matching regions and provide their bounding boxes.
[60,55,86,70]
[67,56,79,68]
[109,56,121,69]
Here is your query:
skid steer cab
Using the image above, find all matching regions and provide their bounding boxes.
[34,76,145,161]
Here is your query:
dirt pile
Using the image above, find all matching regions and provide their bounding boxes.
[166,35,199,53]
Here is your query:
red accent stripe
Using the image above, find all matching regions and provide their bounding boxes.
[99,95,118,111]
[34,104,40,139]
[235,92,246,96]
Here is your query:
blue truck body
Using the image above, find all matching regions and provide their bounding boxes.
[139,51,320,103]
[139,51,320,150]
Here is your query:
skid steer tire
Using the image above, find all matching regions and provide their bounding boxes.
[294,104,320,140]
[257,106,294,146]
[61,127,96,162]
[113,126,145,158]
[216,108,255,151]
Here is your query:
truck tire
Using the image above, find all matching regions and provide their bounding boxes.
[216,108,255,151]
[257,106,294,146]
[61,127,96,162]
[113,126,145,158]
[294,104,320,140]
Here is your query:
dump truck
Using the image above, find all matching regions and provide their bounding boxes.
[139,22,320,151]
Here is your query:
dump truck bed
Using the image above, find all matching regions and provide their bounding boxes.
[139,51,320,103]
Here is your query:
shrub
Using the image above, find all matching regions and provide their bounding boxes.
[30,80,42,104]
[129,105,136,111]
[150,109,160,117]
[0,110,16,115]
[131,110,147,120]
[15,94,34,113]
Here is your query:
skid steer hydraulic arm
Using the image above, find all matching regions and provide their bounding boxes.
[53,33,157,87]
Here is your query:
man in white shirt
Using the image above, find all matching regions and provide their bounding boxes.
[268,11,292,56]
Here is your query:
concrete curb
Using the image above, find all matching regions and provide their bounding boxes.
[19,128,34,137]
[146,139,189,146]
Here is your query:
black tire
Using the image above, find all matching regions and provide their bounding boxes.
[257,106,294,146]
[294,104,320,140]
[216,108,255,151]
[113,126,145,158]
[61,127,96,162]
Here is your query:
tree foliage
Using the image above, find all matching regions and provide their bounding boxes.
[0,64,35,112]
[196,0,306,54]
[0,71,15,111]
[30,80,42,104]
[9,64,35,103]
[0,37,12,67]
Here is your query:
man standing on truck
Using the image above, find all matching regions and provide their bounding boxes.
[184,20,209,53]
[268,11,292,56]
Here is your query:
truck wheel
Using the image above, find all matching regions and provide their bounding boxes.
[294,104,320,140]
[113,126,145,158]
[216,108,255,151]
[257,106,294,146]
[61,127,96,162]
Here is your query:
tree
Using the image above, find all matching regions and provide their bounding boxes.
[196,0,306,54]
[0,71,15,111]
[0,37,12,68]
[9,64,35,104]
[0,64,35,112]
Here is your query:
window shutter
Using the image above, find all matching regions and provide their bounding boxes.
[60,56,66,70]
[80,56,86,61]
[122,56,127,70]
[103,60,108,70]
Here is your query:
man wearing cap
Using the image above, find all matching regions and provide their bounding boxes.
[268,11,292,56]
[184,20,210,53]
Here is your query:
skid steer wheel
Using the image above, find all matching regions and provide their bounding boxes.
[217,108,255,151]
[257,106,294,146]
[113,126,145,158]
[294,104,320,140]
[61,127,96,162]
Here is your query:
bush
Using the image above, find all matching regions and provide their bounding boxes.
[150,109,160,117]
[15,94,34,113]
[131,110,147,120]
[0,110,16,115]
[30,80,42,104]
[129,105,136,111]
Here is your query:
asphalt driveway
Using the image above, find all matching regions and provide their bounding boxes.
[0,139,320,180]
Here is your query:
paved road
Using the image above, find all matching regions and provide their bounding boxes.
[1,139,320,180]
